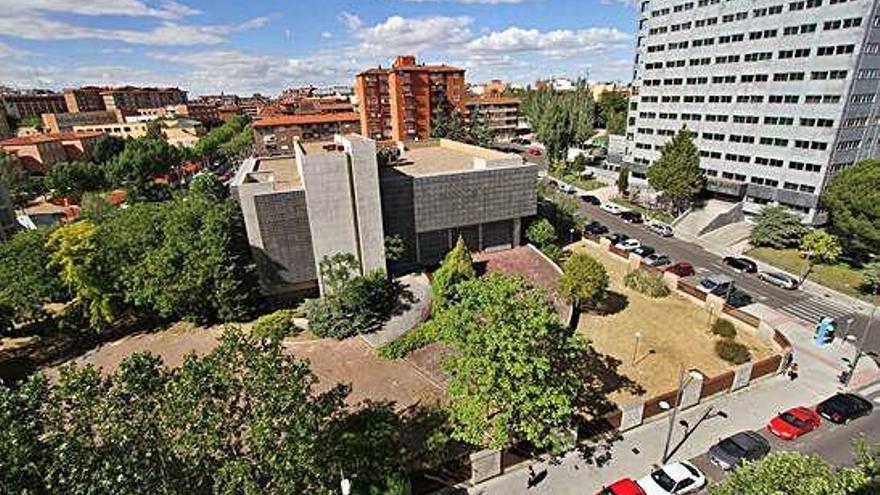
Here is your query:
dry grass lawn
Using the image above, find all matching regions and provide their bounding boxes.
[572,242,774,406]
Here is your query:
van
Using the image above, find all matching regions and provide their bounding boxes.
[698,275,735,296]
[648,221,674,237]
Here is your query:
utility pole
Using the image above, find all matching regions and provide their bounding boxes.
[661,366,688,464]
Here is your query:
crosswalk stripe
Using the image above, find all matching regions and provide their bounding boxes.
[778,297,855,324]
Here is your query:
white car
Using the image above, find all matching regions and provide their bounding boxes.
[600,203,623,215]
[557,182,576,194]
[617,239,642,251]
[637,461,707,494]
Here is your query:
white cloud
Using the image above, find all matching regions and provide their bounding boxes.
[321,31,334,39]
[343,13,474,56]
[467,26,631,58]
[0,0,201,20]
[404,0,532,3]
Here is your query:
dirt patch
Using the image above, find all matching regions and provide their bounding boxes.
[573,242,774,405]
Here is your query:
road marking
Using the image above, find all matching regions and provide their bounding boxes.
[777,297,855,325]
[857,382,880,397]
[874,397,880,404]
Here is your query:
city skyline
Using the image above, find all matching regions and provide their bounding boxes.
[0,0,636,95]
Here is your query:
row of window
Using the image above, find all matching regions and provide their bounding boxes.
[633,128,830,150]
[643,70,848,86]
[644,44,855,70]
[650,0,848,18]
[647,11,859,37]
[640,94,846,105]
[646,31,858,53]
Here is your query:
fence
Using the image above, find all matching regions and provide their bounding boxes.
[750,354,783,381]
[700,370,735,399]
[608,244,630,259]
[677,279,707,301]
[722,304,761,327]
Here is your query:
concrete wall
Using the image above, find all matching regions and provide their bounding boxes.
[342,135,387,273]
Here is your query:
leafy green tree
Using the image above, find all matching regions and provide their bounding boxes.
[526,218,557,248]
[251,308,303,340]
[521,81,595,161]
[0,329,408,494]
[821,159,880,257]
[709,451,869,495]
[559,252,609,310]
[646,126,703,213]
[617,164,630,194]
[318,252,361,295]
[431,275,589,452]
[0,227,67,326]
[605,111,627,135]
[307,269,398,339]
[466,108,493,147]
[92,135,127,164]
[107,137,180,202]
[144,121,166,141]
[384,234,406,263]
[596,91,628,129]
[750,205,809,249]
[799,229,843,283]
[430,236,476,313]
[46,161,108,201]
[861,261,880,295]
[79,191,115,221]
[189,173,227,201]
[218,125,254,159]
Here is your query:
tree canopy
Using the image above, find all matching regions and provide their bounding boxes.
[92,135,127,164]
[521,82,595,161]
[617,164,630,194]
[430,236,476,313]
[821,159,880,258]
[749,205,809,249]
[646,126,703,212]
[106,137,180,202]
[0,329,409,495]
[559,252,609,310]
[46,161,108,201]
[0,227,67,328]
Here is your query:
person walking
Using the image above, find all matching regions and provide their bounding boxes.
[526,465,547,490]
[787,362,799,381]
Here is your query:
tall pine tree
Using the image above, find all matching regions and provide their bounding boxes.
[647,125,703,213]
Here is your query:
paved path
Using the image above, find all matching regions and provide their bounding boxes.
[360,273,431,348]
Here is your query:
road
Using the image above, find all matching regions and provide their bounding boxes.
[573,198,880,362]
[690,380,880,484]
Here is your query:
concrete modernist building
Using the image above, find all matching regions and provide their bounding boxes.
[62,87,107,113]
[73,119,204,147]
[355,56,466,142]
[252,113,361,155]
[232,135,537,295]
[626,0,880,222]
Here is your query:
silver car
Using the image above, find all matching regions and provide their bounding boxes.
[758,271,799,290]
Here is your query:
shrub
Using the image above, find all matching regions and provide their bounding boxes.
[716,340,751,364]
[251,308,303,340]
[308,269,398,339]
[560,252,609,309]
[623,270,670,298]
[378,324,436,359]
[711,319,737,339]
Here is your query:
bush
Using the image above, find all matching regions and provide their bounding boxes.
[711,319,737,339]
[623,270,670,298]
[378,324,436,359]
[308,269,399,339]
[251,308,303,340]
[540,243,563,263]
[716,340,751,364]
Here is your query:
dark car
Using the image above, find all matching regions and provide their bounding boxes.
[620,211,644,224]
[606,232,629,245]
[665,261,695,277]
[726,289,753,308]
[708,431,770,470]
[723,256,758,273]
[581,194,601,206]
[817,393,874,424]
[632,245,655,257]
[584,221,609,235]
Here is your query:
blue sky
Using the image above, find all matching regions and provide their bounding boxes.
[0,0,638,95]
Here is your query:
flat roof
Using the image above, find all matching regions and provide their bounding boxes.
[253,112,360,128]
[392,140,518,176]
[252,156,301,189]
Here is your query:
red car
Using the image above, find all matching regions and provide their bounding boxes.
[767,407,821,440]
[596,478,645,495]
[665,261,695,277]
[527,147,542,156]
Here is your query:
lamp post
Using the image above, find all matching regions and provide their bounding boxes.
[844,302,878,388]
[660,366,688,464]
[632,332,642,365]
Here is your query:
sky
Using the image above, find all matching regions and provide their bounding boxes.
[0,0,639,96]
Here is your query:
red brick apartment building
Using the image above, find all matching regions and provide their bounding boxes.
[0,131,104,174]
[355,56,465,142]
[252,113,360,155]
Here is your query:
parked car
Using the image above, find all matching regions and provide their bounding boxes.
[665,262,695,277]
[767,407,821,440]
[648,222,674,237]
[597,478,646,495]
[558,182,576,194]
[726,289,754,308]
[637,461,706,494]
[723,256,758,273]
[527,147,542,156]
[621,211,644,224]
[632,245,655,257]
[581,194,601,206]
[584,221,609,235]
[816,393,874,424]
[643,253,671,267]
[618,239,642,251]
[708,431,771,470]
[758,271,799,290]
[606,232,629,245]
[698,275,735,296]
[513,137,531,145]
[601,203,623,215]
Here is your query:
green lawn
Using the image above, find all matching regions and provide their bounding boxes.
[557,172,607,192]
[747,247,880,305]
[610,196,676,224]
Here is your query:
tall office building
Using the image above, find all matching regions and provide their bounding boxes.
[625,0,880,223]
[355,55,466,141]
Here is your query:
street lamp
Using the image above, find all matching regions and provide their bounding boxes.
[632,332,642,365]
[844,302,877,388]
[659,367,702,464]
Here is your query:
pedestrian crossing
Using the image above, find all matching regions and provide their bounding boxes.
[777,297,857,326]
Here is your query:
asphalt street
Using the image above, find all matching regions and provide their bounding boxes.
[574,199,880,362]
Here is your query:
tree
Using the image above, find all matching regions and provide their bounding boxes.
[861,261,880,295]
[430,236,476,313]
[617,164,630,194]
[526,218,557,248]
[189,173,227,201]
[0,227,67,327]
[596,91,628,129]
[318,252,361,295]
[46,161,108,201]
[708,451,869,495]
[799,229,843,284]
[821,159,880,258]
[384,234,406,263]
[606,111,627,135]
[80,191,115,221]
[0,329,408,494]
[559,252,609,309]
[144,121,166,141]
[92,135,127,164]
[430,100,466,141]
[467,108,493,147]
[431,275,589,452]
[646,126,703,213]
[307,269,398,339]
[218,125,254,159]
[749,205,809,249]
[107,137,180,202]
[521,82,595,161]
[192,114,250,165]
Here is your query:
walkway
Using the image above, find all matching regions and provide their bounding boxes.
[361,273,431,348]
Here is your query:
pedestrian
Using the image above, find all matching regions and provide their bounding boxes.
[787,362,799,381]
[526,465,547,490]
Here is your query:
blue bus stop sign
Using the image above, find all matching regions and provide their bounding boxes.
[814,316,836,346]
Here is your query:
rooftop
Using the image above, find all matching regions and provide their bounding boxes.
[0,131,104,146]
[250,156,302,189]
[391,139,520,176]
[252,112,360,128]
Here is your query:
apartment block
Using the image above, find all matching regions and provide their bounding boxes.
[463,96,523,140]
[355,56,466,141]
[62,87,107,112]
[252,113,361,155]
[2,93,68,119]
[132,103,222,126]
[74,119,204,147]
[42,110,123,133]
[626,0,880,222]
[101,87,188,111]
[0,131,104,174]
[232,135,536,295]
